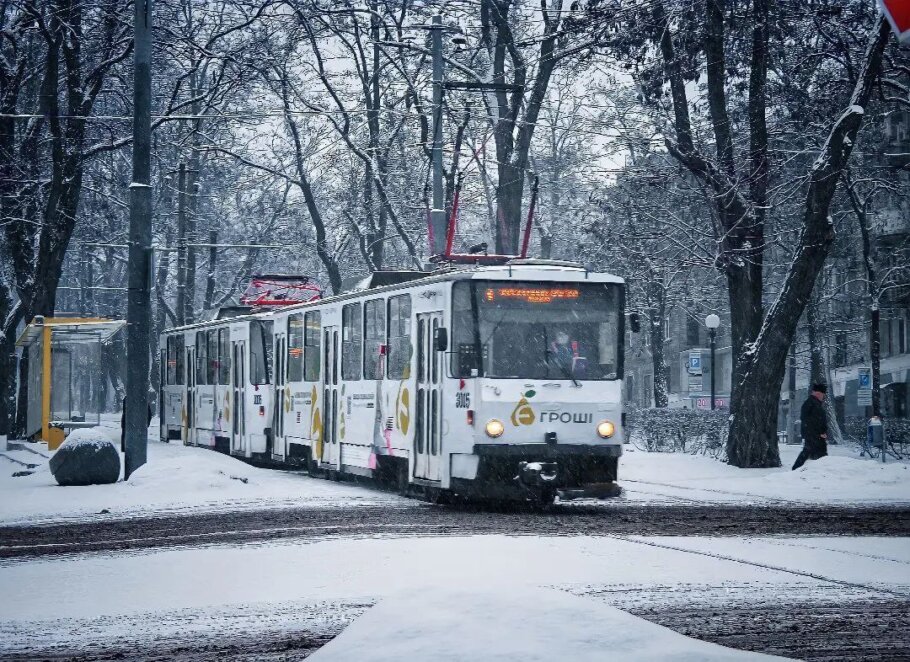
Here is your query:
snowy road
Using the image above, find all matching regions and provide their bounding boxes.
[2,534,908,661]
[2,502,909,559]
[4,434,909,659]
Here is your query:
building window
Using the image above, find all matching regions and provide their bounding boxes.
[833,333,847,367]
[664,317,671,342]
[686,315,700,346]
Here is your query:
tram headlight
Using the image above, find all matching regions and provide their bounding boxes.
[485,419,505,438]
[596,420,616,439]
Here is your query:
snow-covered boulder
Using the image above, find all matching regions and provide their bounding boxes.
[49,429,120,486]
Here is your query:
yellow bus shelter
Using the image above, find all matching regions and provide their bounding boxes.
[16,317,125,450]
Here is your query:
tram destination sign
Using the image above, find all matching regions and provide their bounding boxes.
[484,286,580,304]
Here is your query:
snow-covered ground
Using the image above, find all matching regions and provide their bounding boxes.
[1,534,907,659]
[1,420,908,526]
[616,443,910,506]
[0,422,401,526]
[312,588,784,661]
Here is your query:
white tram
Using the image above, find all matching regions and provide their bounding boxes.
[160,260,630,502]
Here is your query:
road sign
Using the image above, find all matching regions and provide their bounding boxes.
[688,351,702,375]
[688,377,702,393]
[857,390,872,406]
[858,367,872,390]
[879,0,910,42]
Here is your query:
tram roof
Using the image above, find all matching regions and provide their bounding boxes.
[163,262,624,334]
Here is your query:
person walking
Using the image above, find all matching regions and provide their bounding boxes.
[792,383,829,470]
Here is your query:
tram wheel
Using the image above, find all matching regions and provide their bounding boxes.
[305,447,319,476]
[396,460,410,496]
[536,488,558,506]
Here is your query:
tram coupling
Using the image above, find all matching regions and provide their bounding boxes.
[517,460,559,487]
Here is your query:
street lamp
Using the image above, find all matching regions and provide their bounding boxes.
[705,314,721,410]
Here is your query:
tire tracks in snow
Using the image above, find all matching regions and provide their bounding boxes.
[609,534,910,599]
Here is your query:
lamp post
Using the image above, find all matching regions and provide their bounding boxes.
[705,314,720,410]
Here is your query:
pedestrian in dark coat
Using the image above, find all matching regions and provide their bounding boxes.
[792,383,829,470]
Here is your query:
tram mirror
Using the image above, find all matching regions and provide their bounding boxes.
[629,313,641,333]
[433,327,448,352]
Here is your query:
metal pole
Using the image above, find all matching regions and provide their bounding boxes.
[787,342,797,444]
[125,0,153,480]
[430,15,447,256]
[176,162,187,326]
[710,328,716,410]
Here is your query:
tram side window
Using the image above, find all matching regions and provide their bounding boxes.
[304,311,321,381]
[287,314,304,382]
[387,295,412,380]
[250,320,273,385]
[206,330,218,384]
[342,303,362,381]
[363,299,385,380]
[165,335,185,385]
[196,331,207,385]
[218,328,231,384]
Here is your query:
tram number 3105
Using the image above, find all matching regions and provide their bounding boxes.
[455,392,471,408]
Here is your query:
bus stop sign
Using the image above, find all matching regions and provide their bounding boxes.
[880,0,910,42]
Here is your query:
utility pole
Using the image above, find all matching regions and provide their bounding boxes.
[430,15,447,256]
[176,162,187,326]
[124,0,153,480]
[185,178,198,323]
[787,342,797,444]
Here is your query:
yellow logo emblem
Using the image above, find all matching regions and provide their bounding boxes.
[310,385,323,459]
[510,396,536,427]
[396,386,411,435]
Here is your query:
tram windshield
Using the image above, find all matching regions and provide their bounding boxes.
[451,281,622,380]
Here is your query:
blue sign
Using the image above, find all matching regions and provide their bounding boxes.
[858,368,871,389]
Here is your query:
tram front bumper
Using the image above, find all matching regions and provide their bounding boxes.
[471,443,621,492]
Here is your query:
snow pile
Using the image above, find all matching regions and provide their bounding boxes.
[0,426,400,525]
[57,428,114,451]
[311,588,782,661]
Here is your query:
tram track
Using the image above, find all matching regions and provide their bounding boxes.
[2,503,908,560]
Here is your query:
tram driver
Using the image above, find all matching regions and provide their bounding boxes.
[549,330,587,379]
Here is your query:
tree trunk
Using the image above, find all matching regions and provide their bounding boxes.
[204,229,218,311]
[852,179,882,418]
[725,18,889,467]
[648,279,669,407]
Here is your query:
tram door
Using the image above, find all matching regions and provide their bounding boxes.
[273,331,286,458]
[185,346,196,445]
[321,326,340,467]
[415,312,442,481]
[272,334,290,457]
[231,340,246,454]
